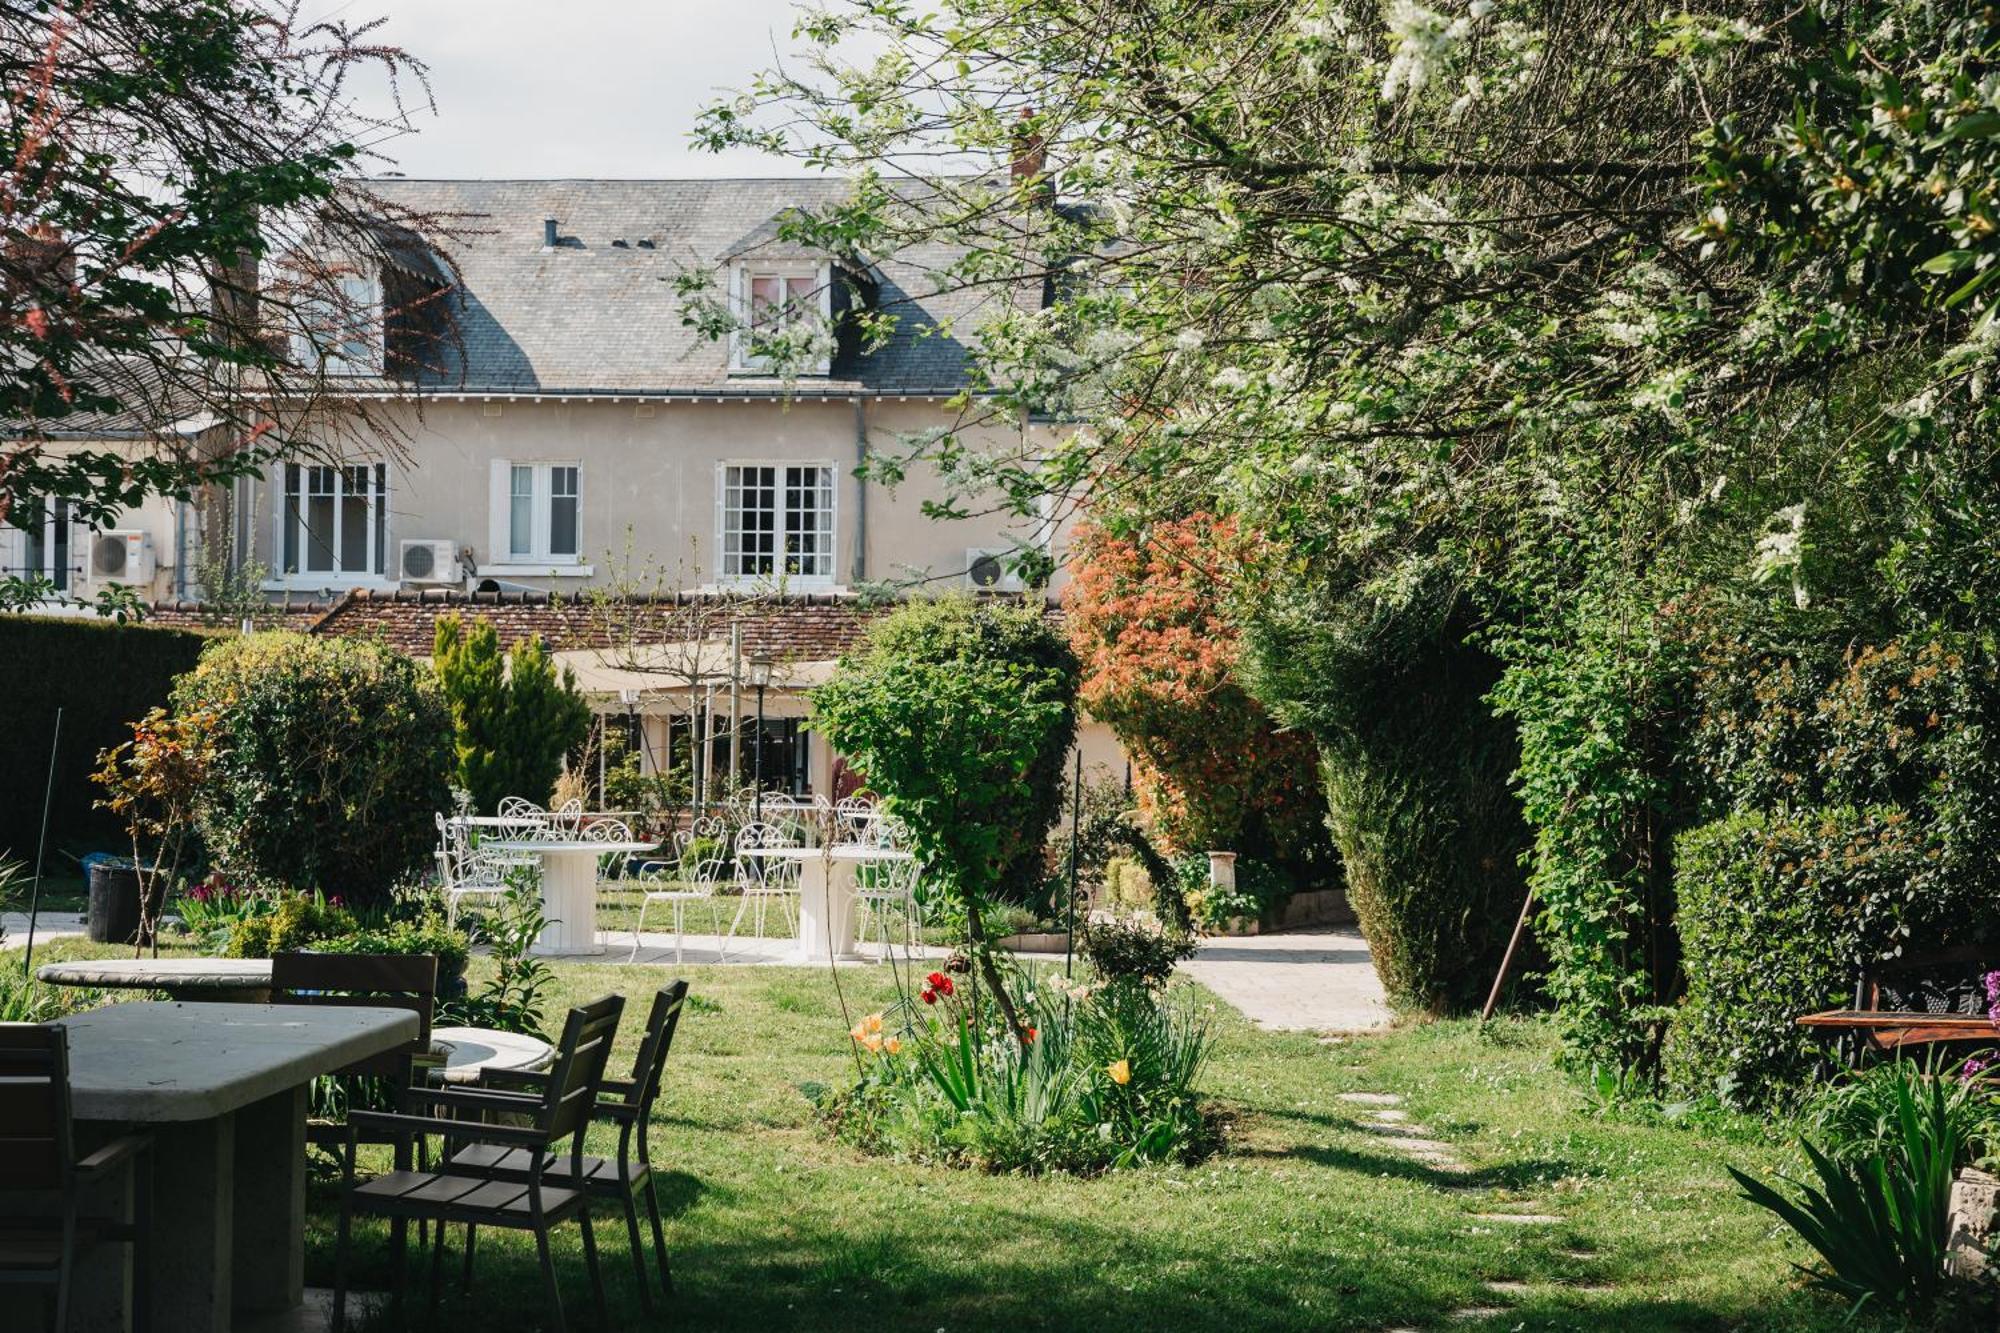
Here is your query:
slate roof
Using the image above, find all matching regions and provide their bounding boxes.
[358,177,1024,397]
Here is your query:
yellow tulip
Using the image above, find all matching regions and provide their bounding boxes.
[1107,1059,1131,1086]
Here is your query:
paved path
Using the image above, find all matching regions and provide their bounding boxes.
[1180,927,1393,1031]
[1,910,85,946]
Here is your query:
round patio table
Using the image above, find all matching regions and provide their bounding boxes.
[484,836,662,955]
[36,955,276,1001]
[739,844,914,963]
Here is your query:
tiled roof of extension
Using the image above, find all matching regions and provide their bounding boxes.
[235,587,1051,664]
[362,177,1031,397]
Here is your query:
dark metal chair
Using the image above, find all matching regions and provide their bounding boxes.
[0,1024,152,1332]
[331,993,626,1333]
[456,981,690,1309]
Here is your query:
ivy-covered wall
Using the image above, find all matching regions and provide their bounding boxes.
[0,615,217,865]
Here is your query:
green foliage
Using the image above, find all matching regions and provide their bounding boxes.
[856,597,1079,902]
[1667,809,1965,1107]
[1043,775,1138,903]
[1242,571,1527,1015]
[1176,855,1291,932]
[225,890,356,959]
[440,873,555,1038]
[1077,921,1197,990]
[1806,1056,2000,1171]
[318,913,471,986]
[1730,1060,1975,1316]
[0,615,215,859]
[825,973,1215,1173]
[433,615,592,814]
[174,632,453,909]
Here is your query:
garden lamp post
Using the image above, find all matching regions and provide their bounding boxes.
[751,658,772,823]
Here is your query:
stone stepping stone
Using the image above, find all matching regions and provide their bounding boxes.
[1370,1108,1410,1123]
[1450,1307,1507,1321]
[1359,1121,1433,1139]
[1557,1247,1596,1260]
[1470,1211,1563,1224]
[1482,1280,1533,1296]
[1336,1091,1403,1106]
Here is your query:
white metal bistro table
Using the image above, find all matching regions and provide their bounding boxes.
[739,844,914,963]
[483,836,661,956]
[38,1001,417,1333]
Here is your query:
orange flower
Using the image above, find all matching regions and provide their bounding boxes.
[1106,1059,1131,1086]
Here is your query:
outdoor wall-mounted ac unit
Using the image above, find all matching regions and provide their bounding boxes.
[399,538,460,585]
[964,547,1024,592]
[88,530,154,586]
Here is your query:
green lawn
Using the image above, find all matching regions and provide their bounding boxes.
[248,956,1871,1333]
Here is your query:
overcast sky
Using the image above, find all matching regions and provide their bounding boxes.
[323,0,816,179]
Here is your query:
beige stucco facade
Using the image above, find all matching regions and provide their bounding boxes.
[237,395,1063,599]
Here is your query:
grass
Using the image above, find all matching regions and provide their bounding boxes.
[286,958,1882,1332]
[0,932,1905,1331]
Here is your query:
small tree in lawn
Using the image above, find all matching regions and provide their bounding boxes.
[812,620,1074,1045]
[434,614,591,813]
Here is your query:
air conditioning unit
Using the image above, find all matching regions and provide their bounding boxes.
[399,539,460,585]
[964,547,1024,592]
[88,530,154,586]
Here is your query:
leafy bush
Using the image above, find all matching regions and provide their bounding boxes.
[850,596,1079,906]
[1242,567,1527,1013]
[1731,1059,1979,1317]
[823,970,1215,1173]
[1043,775,1138,903]
[1101,855,1154,909]
[1064,513,1336,884]
[432,615,592,814]
[318,914,471,987]
[225,890,355,958]
[813,597,1077,1039]
[1665,808,1983,1107]
[174,632,453,909]
[1173,854,1293,931]
[440,873,555,1037]
[1077,920,1197,990]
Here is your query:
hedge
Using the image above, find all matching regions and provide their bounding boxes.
[0,615,218,865]
[1664,807,1994,1109]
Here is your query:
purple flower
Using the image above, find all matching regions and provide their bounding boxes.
[1985,969,2000,1026]
[1962,1052,1994,1084]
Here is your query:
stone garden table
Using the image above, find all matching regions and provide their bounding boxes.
[739,844,914,964]
[36,956,276,1002]
[52,1001,417,1333]
[483,835,662,956]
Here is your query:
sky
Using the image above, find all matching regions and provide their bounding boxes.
[319,0,818,179]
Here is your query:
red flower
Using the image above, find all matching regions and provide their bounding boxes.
[919,986,937,1005]
[1024,1026,1038,1044]
[926,971,946,988]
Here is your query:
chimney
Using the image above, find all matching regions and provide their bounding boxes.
[543,218,559,249]
[1009,108,1051,203]
[209,222,260,351]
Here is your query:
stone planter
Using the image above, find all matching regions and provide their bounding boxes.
[1207,851,1238,892]
[85,861,148,946]
[1947,1165,1999,1279]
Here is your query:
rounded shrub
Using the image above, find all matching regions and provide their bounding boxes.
[175,632,453,909]
[1665,807,1974,1109]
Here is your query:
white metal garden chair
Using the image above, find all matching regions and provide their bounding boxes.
[628,844,725,963]
[852,853,922,964]
[722,821,799,954]
[436,812,513,928]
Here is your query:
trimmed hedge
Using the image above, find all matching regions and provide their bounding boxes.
[0,615,218,863]
[1665,808,1984,1109]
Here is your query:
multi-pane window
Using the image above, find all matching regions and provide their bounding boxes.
[12,498,74,591]
[504,463,581,562]
[720,464,834,582]
[733,265,826,373]
[292,271,383,375]
[282,462,385,578]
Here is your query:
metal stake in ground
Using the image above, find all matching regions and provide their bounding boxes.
[1480,887,1535,1023]
[23,706,62,976]
[1064,747,1081,979]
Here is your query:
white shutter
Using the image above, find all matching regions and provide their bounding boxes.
[488,459,510,564]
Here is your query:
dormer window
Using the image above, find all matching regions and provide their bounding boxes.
[291,264,383,376]
[729,261,831,375]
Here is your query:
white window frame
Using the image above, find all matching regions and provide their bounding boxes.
[267,460,392,589]
[495,460,584,565]
[5,498,79,594]
[291,265,384,376]
[714,460,838,587]
[728,261,833,375]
